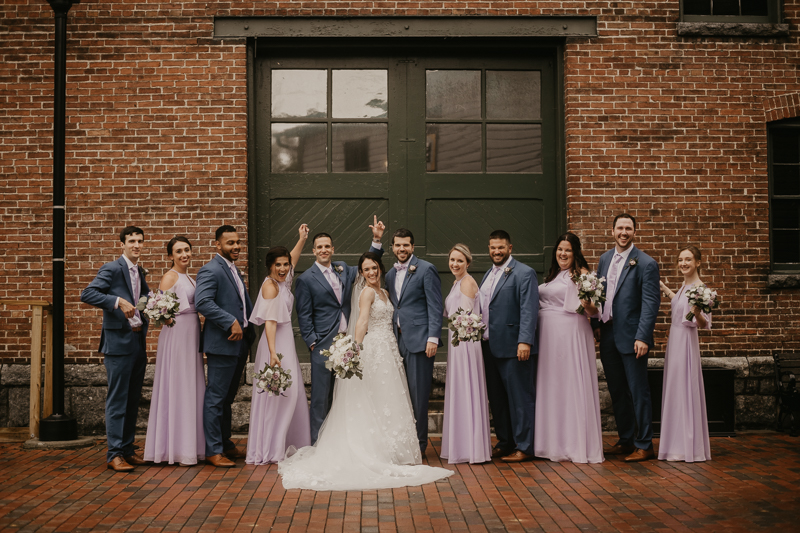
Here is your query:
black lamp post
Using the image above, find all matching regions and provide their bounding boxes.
[39,0,79,442]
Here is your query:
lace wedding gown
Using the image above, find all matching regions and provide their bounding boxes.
[278,288,453,491]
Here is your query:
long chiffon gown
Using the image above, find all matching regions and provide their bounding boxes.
[658,283,712,462]
[144,271,205,465]
[246,272,311,464]
[534,269,604,463]
[440,277,491,464]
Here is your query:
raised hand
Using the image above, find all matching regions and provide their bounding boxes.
[298,223,310,241]
[369,215,385,241]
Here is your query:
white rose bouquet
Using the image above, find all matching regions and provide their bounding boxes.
[572,271,606,315]
[321,333,364,380]
[253,354,293,397]
[685,284,719,321]
[447,308,486,347]
[136,289,180,327]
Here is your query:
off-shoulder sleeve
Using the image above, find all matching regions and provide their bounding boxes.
[249,282,292,326]
[562,278,581,314]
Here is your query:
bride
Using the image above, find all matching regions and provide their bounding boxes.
[278,252,453,490]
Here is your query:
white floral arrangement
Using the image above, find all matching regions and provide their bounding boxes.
[447,307,486,347]
[321,332,364,380]
[572,271,606,315]
[136,289,180,327]
[685,284,719,321]
[253,354,292,396]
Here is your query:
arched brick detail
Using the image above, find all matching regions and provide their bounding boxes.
[765,93,800,123]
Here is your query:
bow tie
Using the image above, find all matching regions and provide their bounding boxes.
[394,263,408,271]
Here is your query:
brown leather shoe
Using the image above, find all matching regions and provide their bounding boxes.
[124,454,148,466]
[107,456,134,472]
[501,450,534,463]
[224,446,246,460]
[206,454,235,468]
[604,443,636,455]
[491,446,513,459]
[624,447,656,462]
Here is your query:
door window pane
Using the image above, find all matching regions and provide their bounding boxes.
[426,70,481,119]
[332,70,388,118]
[426,124,482,173]
[271,70,327,118]
[487,124,542,173]
[773,165,800,196]
[774,230,800,263]
[487,71,541,120]
[332,124,388,172]
[271,123,327,173]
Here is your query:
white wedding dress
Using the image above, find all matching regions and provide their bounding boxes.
[278,287,453,491]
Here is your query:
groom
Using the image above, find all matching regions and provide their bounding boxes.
[384,228,443,453]
[195,225,255,467]
[295,216,385,444]
[592,213,660,462]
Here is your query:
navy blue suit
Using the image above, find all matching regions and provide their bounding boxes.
[479,257,539,455]
[384,255,443,452]
[295,245,382,444]
[81,256,150,462]
[195,254,254,457]
[591,245,660,450]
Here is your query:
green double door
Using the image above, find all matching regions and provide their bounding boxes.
[253,42,563,307]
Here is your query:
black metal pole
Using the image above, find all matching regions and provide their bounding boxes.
[39,0,78,442]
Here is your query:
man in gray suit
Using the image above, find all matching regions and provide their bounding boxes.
[592,213,660,462]
[479,230,539,462]
[81,226,150,472]
[195,225,254,468]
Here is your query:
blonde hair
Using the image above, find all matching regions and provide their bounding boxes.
[449,243,472,265]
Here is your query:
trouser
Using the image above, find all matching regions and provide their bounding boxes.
[309,348,336,445]
[203,345,248,456]
[397,331,435,452]
[103,333,147,462]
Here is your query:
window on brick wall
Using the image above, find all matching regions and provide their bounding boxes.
[769,120,800,271]
[681,0,780,23]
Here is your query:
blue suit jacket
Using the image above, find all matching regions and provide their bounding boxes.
[81,257,150,356]
[591,245,661,353]
[479,257,539,358]
[295,245,383,353]
[384,255,443,354]
[195,255,254,356]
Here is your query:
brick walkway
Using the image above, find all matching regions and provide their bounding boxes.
[1,433,798,532]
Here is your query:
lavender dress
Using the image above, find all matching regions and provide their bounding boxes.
[246,272,311,464]
[441,277,491,464]
[658,283,712,462]
[534,269,604,463]
[144,272,205,465]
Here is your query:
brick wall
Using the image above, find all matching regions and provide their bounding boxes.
[1,1,799,364]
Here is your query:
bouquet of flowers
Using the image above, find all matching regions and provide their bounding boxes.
[253,354,292,397]
[136,289,180,327]
[447,307,486,347]
[321,333,364,380]
[572,271,606,315]
[685,284,719,321]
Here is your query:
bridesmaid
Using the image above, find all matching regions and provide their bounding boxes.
[534,232,604,463]
[440,244,491,464]
[246,224,311,464]
[658,245,712,462]
[144,236,205,466]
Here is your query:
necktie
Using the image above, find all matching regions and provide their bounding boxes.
[394,262,409,300]
[229,262,248,326]
[324,268,342,303]
[481,266,503,340]
[601,254,623,323]
[129,266,143,326]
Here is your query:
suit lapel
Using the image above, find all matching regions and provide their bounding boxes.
[310,264,339,301]
[490,258,515,303]
[216,255,241,294]
[118,257,136,302]
[614,246,637,296]
[386,267,398,304]
[398,256,418,303]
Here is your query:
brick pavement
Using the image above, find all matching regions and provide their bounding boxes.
[1,433,798,532]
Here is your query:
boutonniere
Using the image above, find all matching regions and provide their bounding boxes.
[334,265,344,274]
[238,268,245,277]
[504,267,513,277]
[628,258,638,268]
[407,265,417,276]
[139,266,149,277]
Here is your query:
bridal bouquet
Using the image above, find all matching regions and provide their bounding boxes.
[447,308,485,347]
[685,284,719,321]
[136,289,180,327]
[572,271,606,314]
[253,354,292,397]
[321,333,364,380]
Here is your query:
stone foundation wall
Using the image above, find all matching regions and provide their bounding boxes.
[0,357,777,436]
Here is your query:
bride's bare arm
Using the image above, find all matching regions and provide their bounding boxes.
[354,288,375,344]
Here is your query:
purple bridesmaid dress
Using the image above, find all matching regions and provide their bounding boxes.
[534,269,604,463]
[658,283,712,462]
[441,276,492,464]
[144,272,205,465]
[246,271,311,464]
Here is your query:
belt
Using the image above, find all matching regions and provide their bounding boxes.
[131,326,143,332]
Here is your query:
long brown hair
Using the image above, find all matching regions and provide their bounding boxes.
[545,232,589,283]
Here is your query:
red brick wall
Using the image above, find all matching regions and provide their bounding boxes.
[2,1,799,363]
